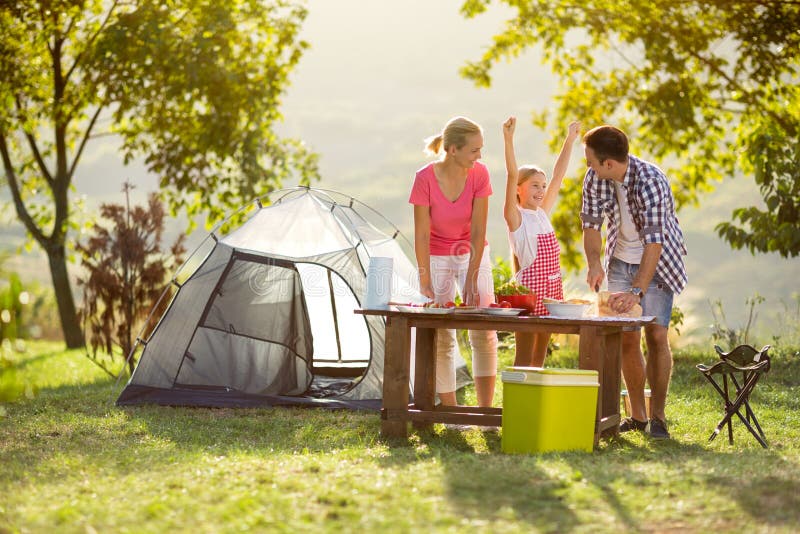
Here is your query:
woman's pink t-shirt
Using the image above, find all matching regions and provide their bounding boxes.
[408,161,492,256]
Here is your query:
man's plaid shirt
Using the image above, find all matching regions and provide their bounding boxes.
[580,155,688,295]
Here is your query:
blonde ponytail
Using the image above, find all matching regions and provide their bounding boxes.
[423,116,482,157]
[424,134,444,156]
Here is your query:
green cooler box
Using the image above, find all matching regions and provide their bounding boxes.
[501,367,599,454]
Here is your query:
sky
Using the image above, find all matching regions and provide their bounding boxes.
[6,0,798,346]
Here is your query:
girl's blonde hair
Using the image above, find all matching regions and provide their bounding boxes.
[517,164,546,185]
[424,116,483,156]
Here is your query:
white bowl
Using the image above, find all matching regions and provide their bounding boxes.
[543,302,590,318]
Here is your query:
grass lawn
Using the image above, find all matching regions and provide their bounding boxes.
[2,339,800,533]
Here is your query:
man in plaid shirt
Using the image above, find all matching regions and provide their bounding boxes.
[580,125,687,440]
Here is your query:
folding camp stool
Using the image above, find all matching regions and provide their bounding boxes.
[696,344,771,448]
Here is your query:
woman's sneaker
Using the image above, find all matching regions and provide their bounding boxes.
[648,418,671,439]
[619,417,648,432]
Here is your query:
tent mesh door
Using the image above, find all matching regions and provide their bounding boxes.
[175,254,314,396]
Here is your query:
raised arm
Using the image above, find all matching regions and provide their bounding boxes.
[542,120,581,213]
[502,117,522,232]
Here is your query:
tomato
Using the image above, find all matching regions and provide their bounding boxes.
[489,303,500,308]
[445,301,456,308]
[500,301,512,308]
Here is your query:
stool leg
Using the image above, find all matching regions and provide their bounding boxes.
[725,373,768,448]
[730,372,767,439]
[732,409,768,448]
[748,403,766,440]
[723,376,734,445]
[735,374,768,448]
[701,373,730,443]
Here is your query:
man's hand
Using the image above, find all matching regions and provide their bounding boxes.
[586,265,605,293]
[607,291,640,313]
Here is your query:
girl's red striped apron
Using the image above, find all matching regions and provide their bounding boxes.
[517,230,563,316]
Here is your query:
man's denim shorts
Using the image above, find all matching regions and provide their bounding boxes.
[607,257,673,328]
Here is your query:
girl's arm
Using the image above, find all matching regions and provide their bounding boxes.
[542,120,581,213]
[502,117,522,232]
[464,196,489,306]
[413,205,434,299]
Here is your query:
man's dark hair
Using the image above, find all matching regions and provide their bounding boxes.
[583,125,629,163]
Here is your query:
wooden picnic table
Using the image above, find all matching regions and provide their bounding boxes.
[355,308,655,447]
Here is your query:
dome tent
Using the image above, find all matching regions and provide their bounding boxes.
[116,187,471,410]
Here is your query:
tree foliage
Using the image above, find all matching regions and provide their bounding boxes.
[460,0,800,268]
[76,186,185,375]
[0,1,318,347]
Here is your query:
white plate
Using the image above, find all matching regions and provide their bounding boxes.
[453,306,480,314]
[479,307,526,316]
[543,302,590,318]
[394,305,453,314]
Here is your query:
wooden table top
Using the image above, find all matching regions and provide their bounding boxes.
[356,307,655,329]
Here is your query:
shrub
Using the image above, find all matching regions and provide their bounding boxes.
[0,271,26,341]
[76,186,186,376]
[770,293,800,354]
[0,255,59,342]
[491,255,514,291]
[708,294,765,348]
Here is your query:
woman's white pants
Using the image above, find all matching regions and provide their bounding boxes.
[429,249,498,393]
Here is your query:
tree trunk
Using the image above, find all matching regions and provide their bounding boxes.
[47,243,84,349]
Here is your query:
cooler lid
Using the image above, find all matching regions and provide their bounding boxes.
[501,366,599,386]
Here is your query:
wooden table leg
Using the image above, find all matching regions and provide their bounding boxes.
[412,327,437,431]
[381,316,411,438]
[578,326,624,444]
[578,326,603,445]
[601,330,622,440]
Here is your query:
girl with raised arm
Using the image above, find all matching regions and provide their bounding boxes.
[502,117,580,367]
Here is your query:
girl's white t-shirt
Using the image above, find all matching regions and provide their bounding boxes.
[508,206,554,273]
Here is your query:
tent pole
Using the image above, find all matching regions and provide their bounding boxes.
[327,269,344,363]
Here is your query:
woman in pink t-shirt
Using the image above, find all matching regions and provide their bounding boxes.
[409,116,498,408]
